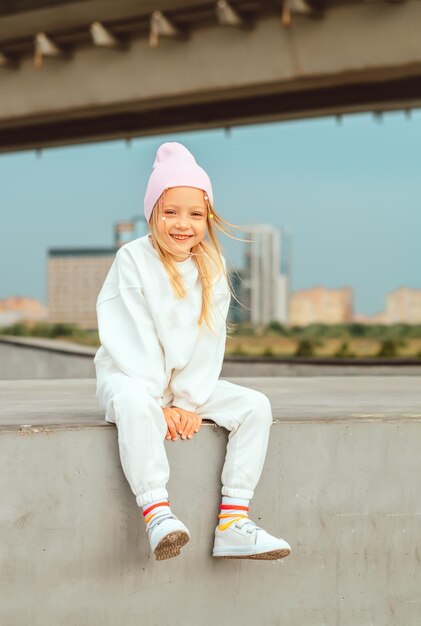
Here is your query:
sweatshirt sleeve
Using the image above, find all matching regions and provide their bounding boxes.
[170,258,231,412]
[96,247,166,398]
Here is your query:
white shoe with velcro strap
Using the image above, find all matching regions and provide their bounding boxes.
[147,512,190,561]
[212,516,291,560]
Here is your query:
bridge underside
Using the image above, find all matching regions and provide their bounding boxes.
[0,1,420,151]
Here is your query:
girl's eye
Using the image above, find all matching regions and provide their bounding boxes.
[164,210,203,217]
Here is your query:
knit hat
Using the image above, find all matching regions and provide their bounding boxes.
[143,142,214,222]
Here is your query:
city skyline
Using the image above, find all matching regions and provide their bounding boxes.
[1,110,420,316]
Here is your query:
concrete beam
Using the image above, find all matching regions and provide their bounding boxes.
[0,3,421,151]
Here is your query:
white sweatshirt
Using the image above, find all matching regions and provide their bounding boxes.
[94,234,231,414]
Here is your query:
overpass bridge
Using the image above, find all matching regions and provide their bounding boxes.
[0,0,420,151]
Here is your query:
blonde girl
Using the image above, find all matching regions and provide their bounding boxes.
[94,142,291,561]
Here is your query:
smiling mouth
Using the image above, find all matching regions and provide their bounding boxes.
[170,234,193,241]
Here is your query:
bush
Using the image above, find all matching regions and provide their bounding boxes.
[261,346,275,358]
[376,339,398,358]
[30,323,57,338]
[333,341,355,358]
[51,323,79,337]
[231,323,256,337]
[0,322,31,336]
[230,344,246,356]
[294,339,314,357]
[0,320,91,343]
[289,325,304,336]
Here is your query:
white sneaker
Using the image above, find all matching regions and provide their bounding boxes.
[212,517,291,560]
[147,512,190,561]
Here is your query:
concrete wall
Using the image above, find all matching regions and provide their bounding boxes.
[0,339,95,379]
[1,377,420,625]
[2,337,421,379]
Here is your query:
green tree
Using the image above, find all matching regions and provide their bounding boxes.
[52,323,79,337]
[266,321,287,336]
[346,323,366,337]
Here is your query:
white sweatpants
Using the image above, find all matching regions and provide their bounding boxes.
[97,374,273,507]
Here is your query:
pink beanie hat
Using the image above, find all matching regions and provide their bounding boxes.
[144,142,214,222]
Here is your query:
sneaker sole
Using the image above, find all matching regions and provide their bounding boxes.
[213,548,291,560]
[154,530,190,561]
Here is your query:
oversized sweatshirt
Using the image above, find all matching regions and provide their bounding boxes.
[94,233,231,414]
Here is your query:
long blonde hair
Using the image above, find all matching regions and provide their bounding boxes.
[148,189,250,335]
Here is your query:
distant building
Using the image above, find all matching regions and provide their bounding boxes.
[353,287,421,324]
[0,297,48,327]
[353,312,388,325]
[386,287,421,324]
[114,221,136,248]
[47,248,116,330]
[290,286,353,326]
[227,267,251,324]
[47,218,149,330]
[240,224,291,326]
[115,217,148,248]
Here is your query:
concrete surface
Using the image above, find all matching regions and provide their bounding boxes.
[0,377,420,625]
[1,376,421,428]
[2,336,421,379]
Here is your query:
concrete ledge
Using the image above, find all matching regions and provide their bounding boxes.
[1,376,420,429]
[1,378,420,625]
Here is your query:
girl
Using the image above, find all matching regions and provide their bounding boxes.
[94,142,291,562]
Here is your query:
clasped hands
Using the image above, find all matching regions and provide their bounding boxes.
[162,406,202,441]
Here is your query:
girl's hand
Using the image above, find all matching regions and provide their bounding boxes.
[162,407,182,441]
[170,406,202,440]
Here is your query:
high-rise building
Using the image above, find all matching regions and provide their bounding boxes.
[227,268,251,324]
[239,224,291,326]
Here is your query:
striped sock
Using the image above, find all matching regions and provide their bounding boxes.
[218,495,250,531]
[142,499,171,531]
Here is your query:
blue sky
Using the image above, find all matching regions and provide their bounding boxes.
[1,109,420,316]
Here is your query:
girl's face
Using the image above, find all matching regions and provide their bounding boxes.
[157,186,208,261]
